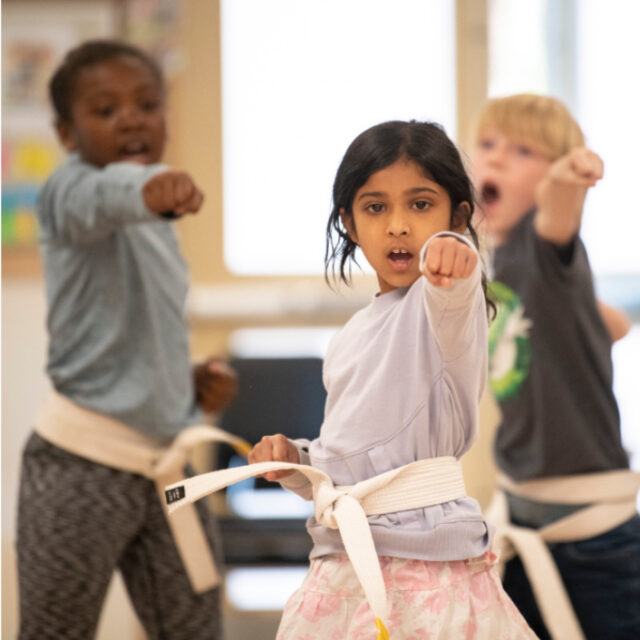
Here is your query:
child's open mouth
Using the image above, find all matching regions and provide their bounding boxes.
[481,181,500,205]
[388,248,413,271]
[119,140,150,161]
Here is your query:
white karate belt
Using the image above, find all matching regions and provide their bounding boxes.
[35,391,251,593]
[486,470,640,640]
[165,455,467,639]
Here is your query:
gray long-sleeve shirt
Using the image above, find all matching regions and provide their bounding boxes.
[283,233,492,561]
[37,154,201,438]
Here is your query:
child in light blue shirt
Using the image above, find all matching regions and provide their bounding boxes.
[17,39,233,640]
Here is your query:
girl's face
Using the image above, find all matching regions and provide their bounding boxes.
[472,127,552,245]
[342,158,461,294]
[56,55,167,168]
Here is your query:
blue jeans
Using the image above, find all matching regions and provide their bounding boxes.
[503,514,640,640]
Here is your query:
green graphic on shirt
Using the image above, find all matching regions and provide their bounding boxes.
[488,281,532,400]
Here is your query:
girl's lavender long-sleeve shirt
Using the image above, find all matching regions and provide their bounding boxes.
[282,233,491,561]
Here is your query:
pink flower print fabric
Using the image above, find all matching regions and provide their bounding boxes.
[276,552,538,639]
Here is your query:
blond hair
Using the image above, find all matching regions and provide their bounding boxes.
[473,94,585,160]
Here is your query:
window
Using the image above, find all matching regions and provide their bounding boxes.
[221,0,457,275]
[487,0,550,97]
[575,0,640,276]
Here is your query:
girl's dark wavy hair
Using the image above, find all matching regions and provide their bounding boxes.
[325,120,495,318]
[49,39,164,124]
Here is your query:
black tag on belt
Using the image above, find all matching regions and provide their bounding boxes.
[165,485,186,504]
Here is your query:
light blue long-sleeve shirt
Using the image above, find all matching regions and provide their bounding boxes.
[37,154,201,438]
[282,233,491,561]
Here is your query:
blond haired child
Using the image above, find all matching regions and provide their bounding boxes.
[472,93,639,640]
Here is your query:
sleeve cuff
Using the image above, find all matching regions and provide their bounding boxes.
[419,231,475,269]
[278,438,313,494]
[103,161,169,222]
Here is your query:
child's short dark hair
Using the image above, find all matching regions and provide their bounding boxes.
[49,39,165,124]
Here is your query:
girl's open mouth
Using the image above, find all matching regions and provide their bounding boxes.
[388,248,413,271]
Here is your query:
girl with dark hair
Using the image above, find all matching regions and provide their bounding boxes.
[169,120,535,638]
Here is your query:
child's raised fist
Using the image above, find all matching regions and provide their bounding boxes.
[546,147,604,187]
[535,148,604,242]
[142,170,204,217]
[421,236,477,287]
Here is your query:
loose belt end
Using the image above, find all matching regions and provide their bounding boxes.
[376,617,390,639]
[232,438,253,457]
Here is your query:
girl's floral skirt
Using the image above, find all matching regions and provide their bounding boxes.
[276,552,537,639]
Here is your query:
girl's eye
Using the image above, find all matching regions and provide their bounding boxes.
[517,145,533,157]
[412,200,431,211]
[366,203,385,214]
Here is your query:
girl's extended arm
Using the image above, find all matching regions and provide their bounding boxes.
[420,232,487,413]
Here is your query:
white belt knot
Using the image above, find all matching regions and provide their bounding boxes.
[314,481,354,529]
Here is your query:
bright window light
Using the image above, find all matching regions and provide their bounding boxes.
[575,0,640,276]
[612,326,640,472]
[221,0,456,275]
[487,0,548,97]
[227,485,314,519]
[229,326,339,359]
[225,566,308,611]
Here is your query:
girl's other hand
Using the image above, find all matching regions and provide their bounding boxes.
[143,170,205,217]
[194,358,237,413]
[421,236,477,287]
[248,434,300,482]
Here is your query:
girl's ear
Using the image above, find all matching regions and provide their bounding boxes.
[55,120,77,152]
[340,208,358,244]
[452,201,471,234]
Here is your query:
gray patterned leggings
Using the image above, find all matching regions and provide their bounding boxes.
[17,433,223,640]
